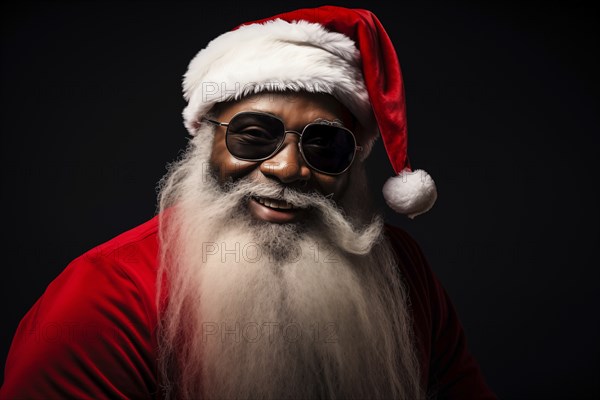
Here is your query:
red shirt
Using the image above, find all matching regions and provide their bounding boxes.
[1,215,496,399]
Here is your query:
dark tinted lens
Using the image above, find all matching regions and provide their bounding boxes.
[301,124,356,174]
[226,112,284,160]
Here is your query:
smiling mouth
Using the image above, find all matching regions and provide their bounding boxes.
[248,196,308,224]
[253,196,301,210]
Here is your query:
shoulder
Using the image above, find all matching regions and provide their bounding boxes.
[383,222,431,279]
[49,215,160,315]
[382,222,439,379]
[383,223,497,399]
[383,223,425,255]
[81,213,160,269]
[53,214,161,331]
[1,215,161,398]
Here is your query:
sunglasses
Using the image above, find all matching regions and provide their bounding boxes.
[203,111,362,175]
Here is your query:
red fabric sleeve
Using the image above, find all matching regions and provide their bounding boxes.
[385,224,497,399]
[1,217,160,400]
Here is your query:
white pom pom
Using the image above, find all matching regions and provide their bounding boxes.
[382,169,438,219]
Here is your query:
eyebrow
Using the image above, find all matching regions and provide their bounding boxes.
[312,117,345,127]
[245,108,347,128]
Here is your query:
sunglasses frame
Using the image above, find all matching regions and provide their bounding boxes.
[202,111,362,175]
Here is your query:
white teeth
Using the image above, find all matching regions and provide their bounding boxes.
[255,196,296,210]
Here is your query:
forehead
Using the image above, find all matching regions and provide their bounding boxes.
[213,92,355,127]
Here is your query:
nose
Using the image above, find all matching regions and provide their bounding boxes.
[259,134,311,183]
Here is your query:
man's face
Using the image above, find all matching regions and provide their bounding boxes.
[159,93,422,400]
[209,92,356,224]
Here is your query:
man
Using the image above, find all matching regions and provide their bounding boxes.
[1,5,496,400]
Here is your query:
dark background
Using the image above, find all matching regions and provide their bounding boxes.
[1,1,598,398]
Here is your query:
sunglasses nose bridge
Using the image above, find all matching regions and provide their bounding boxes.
[261,131,311,183]
[283,129,302,138]
[280,130,304,158]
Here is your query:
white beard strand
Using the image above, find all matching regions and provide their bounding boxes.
[156,123,424,399]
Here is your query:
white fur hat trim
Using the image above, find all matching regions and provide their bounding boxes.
[182,19,377,156]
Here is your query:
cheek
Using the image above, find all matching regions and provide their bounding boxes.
[209,131,257,182]
[312,172,350,199]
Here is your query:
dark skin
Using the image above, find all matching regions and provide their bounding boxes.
[209,92,358,223]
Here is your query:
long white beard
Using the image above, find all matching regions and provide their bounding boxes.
[157,124,424,399]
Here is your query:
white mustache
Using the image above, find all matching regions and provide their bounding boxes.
[218,178,382,255]
[228,180,333,210]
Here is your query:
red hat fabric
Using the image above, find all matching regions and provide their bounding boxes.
[245,6,409,172]
[182,5,437,218]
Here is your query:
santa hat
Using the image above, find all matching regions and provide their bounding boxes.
[182,5,437,218]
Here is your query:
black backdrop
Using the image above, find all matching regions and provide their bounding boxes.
[1,1,598,398]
